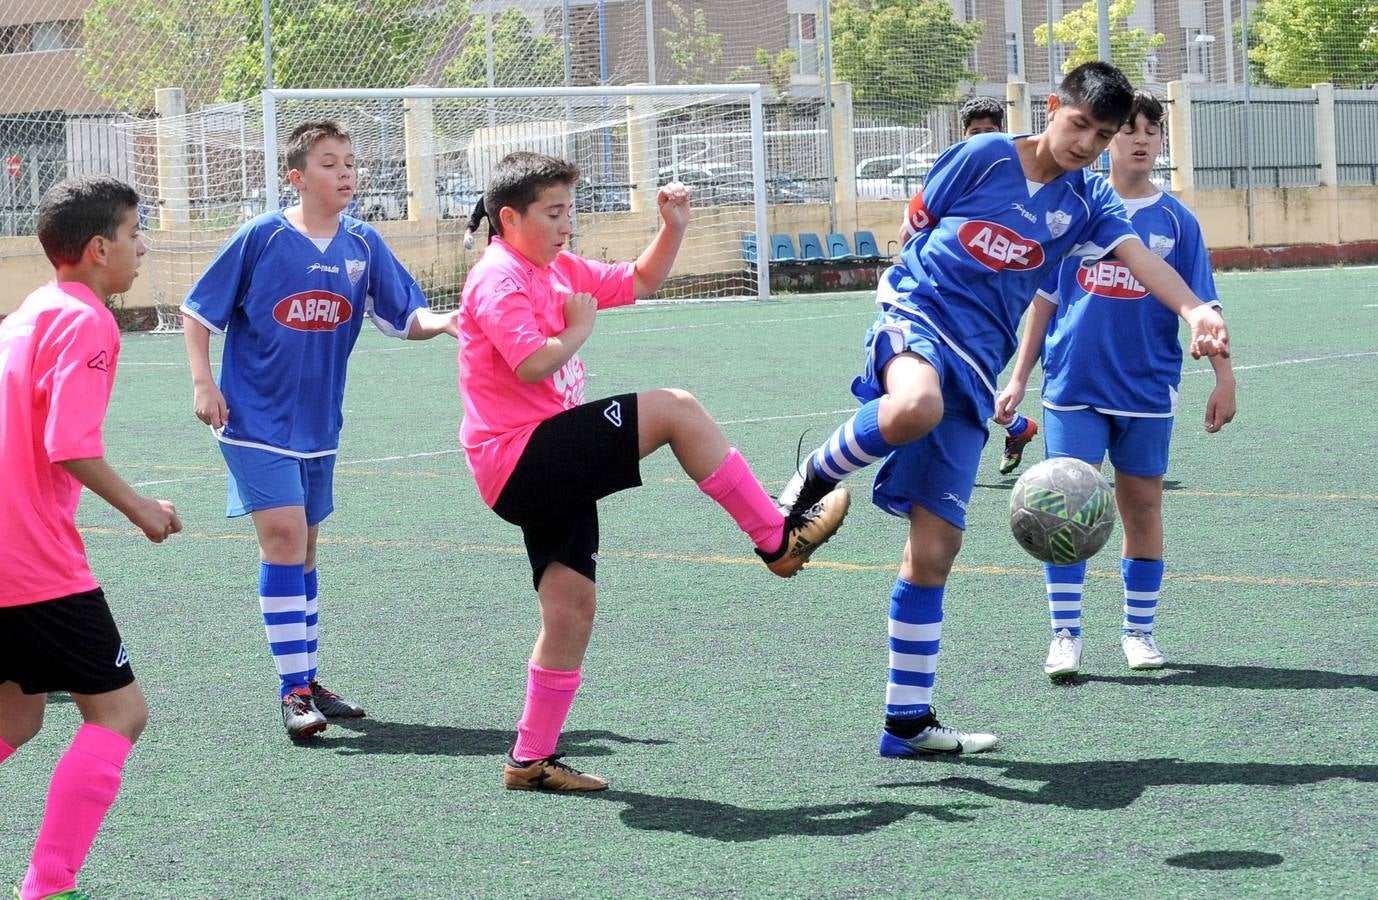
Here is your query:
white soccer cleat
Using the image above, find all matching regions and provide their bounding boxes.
[878,709,999,757]
[1043,628,1083,679]
[1121,631,1166,669]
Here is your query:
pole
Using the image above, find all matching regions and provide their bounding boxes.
[484,3,496,129]
[820,0,837,235]
[1223,0,1235,86]
[645,0,657,85]
[1047,0,1057,88]
[749,88,770,301]
[261,0,273,89]
[1096,0,1111,62]
[1241,0,1254,242]
[562,0,573,88]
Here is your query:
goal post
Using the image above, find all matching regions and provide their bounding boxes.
[261,84,772,305]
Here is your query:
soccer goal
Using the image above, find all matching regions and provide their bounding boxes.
[119,84,772,331]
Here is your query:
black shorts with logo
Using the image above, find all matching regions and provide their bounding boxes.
[0,588,136,695]
[493,393,642,589]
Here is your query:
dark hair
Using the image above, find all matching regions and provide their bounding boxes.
[36,175,140,267]
[1056,61,1135,126]
[960,96,1005,131]
[286,120,352,172]
[1127,89,1165,128]
[484,152,580,237]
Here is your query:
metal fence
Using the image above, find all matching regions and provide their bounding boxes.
[1336,90,1378,187]
[1192,87,1319,190]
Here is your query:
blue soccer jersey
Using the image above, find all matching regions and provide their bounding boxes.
[1037,191,1219,416]
[181,210,428,456]
[885,132,1137,394]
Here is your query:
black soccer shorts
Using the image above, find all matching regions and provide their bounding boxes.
[0,588,136,695]
[493,393,642,590]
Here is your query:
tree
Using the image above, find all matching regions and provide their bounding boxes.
[1249,0,1378,87]
[80,0,470,112]
[1033,0,1165,78]
[830,0,983,117]
[754,47,800,99]
[660,2,725,84]
[444,8,565,88]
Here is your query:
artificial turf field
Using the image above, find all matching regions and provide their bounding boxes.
[2,265,1376,897]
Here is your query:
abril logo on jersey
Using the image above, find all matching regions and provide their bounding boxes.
[1077,260,1149,299]
[273,291,353,331]
[958,221,1045,271]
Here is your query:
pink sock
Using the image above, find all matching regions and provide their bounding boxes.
[22,724,132,900]
[0,735,15,765]
[697,448,786,554]
[512,662,582,763]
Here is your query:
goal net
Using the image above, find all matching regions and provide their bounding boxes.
[117,84,771,332]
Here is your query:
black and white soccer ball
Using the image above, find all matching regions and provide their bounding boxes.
[1009,457,1116,565]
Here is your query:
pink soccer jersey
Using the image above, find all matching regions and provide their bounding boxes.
[0,282,120,607]
[458,237,634,506]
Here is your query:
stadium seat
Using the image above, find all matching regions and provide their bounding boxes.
[740,232,758,264]
[798,232,827,262]
[825,232,855,260]
[853,230,890,262]
[770,233,802,263]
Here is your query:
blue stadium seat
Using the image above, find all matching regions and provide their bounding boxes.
[825,232,854,260]
[853,230,889,262]
[770,233,801,263]
[740,232,758,264]
[798,232,827,262]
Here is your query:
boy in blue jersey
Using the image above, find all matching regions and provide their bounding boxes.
[994,91,1236,679]
[180,120,460,741]
[777,62,1230,757]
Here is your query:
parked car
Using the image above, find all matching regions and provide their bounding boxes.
[349,164,408,221]
[856,153,938,200]
[437,175,484,220]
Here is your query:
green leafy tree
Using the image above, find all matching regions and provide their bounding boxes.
[830,0,983,117]
[1033,0,1165,77]
[1250,0,1378,87]
[755,47,800,98]
[444,8,564,87]
[661,2,725,84]
[80,0,470,112]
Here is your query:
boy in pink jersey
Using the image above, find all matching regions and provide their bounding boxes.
[459,153,850,792]
[0,175,181,899]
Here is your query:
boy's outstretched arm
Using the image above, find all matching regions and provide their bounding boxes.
[183,317,227,429]
[406,308,461,340]
[1205,353,1237,433]
[1116,238,1230,359]
[632,182,691,298]
[995,296,1056,424]
[58,457,181,543]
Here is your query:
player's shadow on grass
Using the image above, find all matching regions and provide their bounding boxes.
[592,791,987,842]
[320,719,669,757]
[882,756,1378,811]
[1079,662,1378,691]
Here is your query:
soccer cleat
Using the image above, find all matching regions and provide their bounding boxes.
[309,680,366,718]
[1044,628,1084,680]
[281,689,327,740]
[999,419,1039,476]
[1121,631,1166,669]
[16,890,94,899]
[878,709,998,757]
[757,484,850,578]
[503,753,609,792]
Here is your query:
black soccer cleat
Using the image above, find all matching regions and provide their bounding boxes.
[282,690,327,740]
[309,680,366,718]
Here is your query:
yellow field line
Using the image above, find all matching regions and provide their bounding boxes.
[77,526,1377,590]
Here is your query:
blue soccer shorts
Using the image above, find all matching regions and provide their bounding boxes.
[852,311,992,530]
[1042,406,1174,478]
[219,442,337,525]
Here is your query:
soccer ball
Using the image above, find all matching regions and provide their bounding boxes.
[1009,457,1116,565]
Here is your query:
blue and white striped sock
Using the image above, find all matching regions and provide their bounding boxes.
[885,579,943,720]
[808,399,897,483]
[1005,412,1031,438]
[259,562,309,697]
[304,567,319,684]
[1045,562,1087,637]
[1122,557,1164,634]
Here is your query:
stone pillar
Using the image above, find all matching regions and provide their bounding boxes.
[1313,83,1338,187]
[1006,81,1032,134]
[154,88,189,229]
[1167,80,1195,193]
[404,95,437,222]
[832,80,857,237]
[626,90,658,214]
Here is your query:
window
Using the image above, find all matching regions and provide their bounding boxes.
[30,21,76,52]
[1006,32,1021,77]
